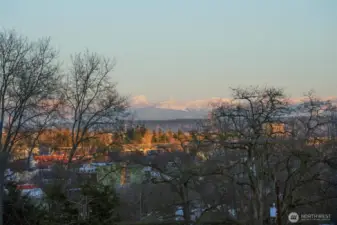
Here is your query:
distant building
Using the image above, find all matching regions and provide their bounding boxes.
[39,144,52,155]
[263,123,285,136]
[17,184,44,199]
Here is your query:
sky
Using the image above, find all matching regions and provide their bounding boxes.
[1,0,337,103]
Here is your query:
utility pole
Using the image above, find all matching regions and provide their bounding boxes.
[275,180,282,225]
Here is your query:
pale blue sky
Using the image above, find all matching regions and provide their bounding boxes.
[1,0,337,102]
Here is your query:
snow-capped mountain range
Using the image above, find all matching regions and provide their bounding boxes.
[130,95,231,111]
[129,95,229,120]
[129,95,337,120]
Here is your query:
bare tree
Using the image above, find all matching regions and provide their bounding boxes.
[62,50,128,165]
[0,29,60,225]
[205,87,337,225]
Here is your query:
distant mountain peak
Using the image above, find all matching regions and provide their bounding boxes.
[131,95,231,111]
[130,95,151,108]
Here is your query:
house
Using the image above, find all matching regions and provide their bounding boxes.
[78,164,97,173]
[8,159,30,173]
[96,163,148,187]
[4,169,16,183]
[263,122,285,136]
[39,144,52,155]
[7,157,38,183]
[16,184,44,199]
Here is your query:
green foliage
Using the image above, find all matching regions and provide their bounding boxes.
[4,183,47,225]
[96,164,121,186]
[173,129,185,141]
[41,182,121,225]
[81,183,121,225]
[125,127,144,144]
[177,129,183,137]
[138,124,147,137]
[158,133,168,143]
[134,130,143,144]
[125,128,134,143]
[43,184,80,225]
[151,128,169,143]
[151,130,157,143]
[158,128,163,137]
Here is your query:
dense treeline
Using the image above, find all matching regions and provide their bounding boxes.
[4,181,121,225]
[13,126,186,153]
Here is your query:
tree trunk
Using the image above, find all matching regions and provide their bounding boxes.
[275,181,282,225]
[251,182,265,225]
[180,184,190,225]
[258,182,264,225]
[252,199,259,225]
[0,152,9,225]
[182,202,190,225]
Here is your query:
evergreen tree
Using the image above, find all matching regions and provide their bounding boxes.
[158,128,163,137]
[158,132,168,143]
[151,130,157,143]
[157,128,165,142]
[126,128,135,141]
[41,183,121,225]
[43,184,79,225]
[81,183,121,225]
[139,124,147,137]
[111,132,124,146]
[177,129,184,137]
[133,128,142,144]
[4,183,47,225]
